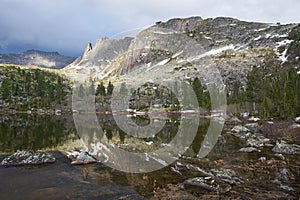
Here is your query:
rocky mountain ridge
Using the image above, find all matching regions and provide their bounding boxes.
[0,50,76,69]
[63,16,300,87]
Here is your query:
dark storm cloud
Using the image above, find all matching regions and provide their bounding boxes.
[1,0,300,56]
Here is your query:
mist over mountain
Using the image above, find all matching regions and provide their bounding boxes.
[0,50,76,69]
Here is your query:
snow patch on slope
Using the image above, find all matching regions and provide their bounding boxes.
[190,44,235,62]
[275,39,294,63]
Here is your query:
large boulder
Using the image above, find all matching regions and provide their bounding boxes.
[1,151,56,166]
[66,151,97,165]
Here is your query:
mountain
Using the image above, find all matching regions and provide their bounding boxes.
[62,16,300,119]
[63,16,300,86]
[0,50,76,69]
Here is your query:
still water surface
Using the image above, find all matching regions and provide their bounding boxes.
[0,114,299,199]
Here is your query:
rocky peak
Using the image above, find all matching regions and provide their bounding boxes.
[83,42,93,56]
[155,16,203,32]
[64,37,133,73]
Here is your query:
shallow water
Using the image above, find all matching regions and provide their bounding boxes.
[0,114,299,199]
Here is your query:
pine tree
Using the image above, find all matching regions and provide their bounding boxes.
[89,81,95,95]
[119,82,128,96]
[192,77,204,107]
[96,82,106,96]
[107,81,114,96]
[78,84,85,97]
[0,79,11,100]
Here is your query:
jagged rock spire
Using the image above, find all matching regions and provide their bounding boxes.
[83,42,92,55]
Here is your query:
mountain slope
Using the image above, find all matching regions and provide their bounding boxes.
[0,50,76,69]
[63,16,299,85]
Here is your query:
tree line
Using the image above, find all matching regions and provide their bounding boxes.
[226,65,300,120]
[77,81,114,97]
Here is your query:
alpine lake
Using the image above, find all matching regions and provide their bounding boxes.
[0,113,299,199]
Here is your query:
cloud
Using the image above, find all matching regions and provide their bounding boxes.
[0,0,300,56]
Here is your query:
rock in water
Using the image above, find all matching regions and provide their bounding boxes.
[0,151,56,166]
[67,151,97,165]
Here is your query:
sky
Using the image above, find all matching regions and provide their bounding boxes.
[1,0,300,56]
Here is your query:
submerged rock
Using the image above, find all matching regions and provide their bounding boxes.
[183,167,242,195]
[183,176,231,194]
[272,140,300,155]
[210,168,243,184]
[274,168,295,192]
[0,151,56,166]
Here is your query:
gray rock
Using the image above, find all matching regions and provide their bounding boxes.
[272,140,300,155]
[232,132,252,140]
[289,123,300,129]
[274,153,285,160]
[0,151,56,166]
[231,125,250,134]
[295,117,300,123]
[246,135,271,148]
[274,168,295,191]
[258,157,266,162]
[244,123,259,129]
[210,168,243,184]
[238,147,260,153]
[210,168,233,179]
[67,151,97,165]
[183,176,231,194]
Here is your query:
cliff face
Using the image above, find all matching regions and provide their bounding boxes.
[0,50,75,69]
[63,17,300,86]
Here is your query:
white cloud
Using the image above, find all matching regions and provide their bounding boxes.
[0,0,300,56]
